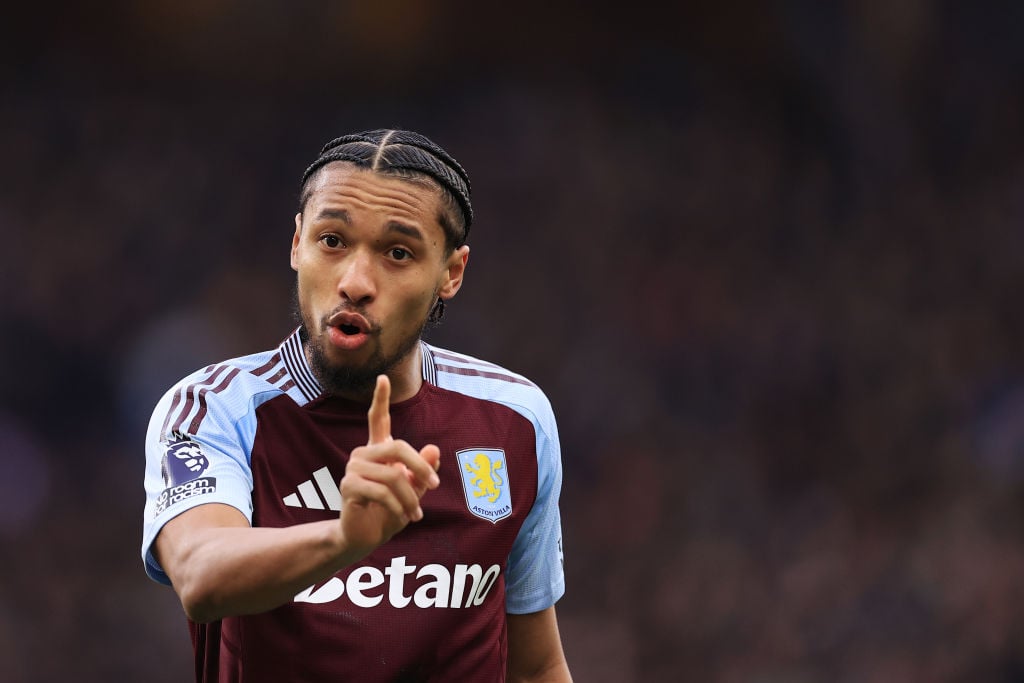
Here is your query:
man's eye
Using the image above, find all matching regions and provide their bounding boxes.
[321,235,342,248]
[390,248,411,261]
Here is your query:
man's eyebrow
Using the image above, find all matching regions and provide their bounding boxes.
[313,208,351,223]
[386,222,426,242]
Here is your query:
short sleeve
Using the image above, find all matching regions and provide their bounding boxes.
[503,397,566,614]
[140,367,262,585]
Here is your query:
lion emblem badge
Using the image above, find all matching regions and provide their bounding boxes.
[456,448,512,523]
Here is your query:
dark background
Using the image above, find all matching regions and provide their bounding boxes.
[3,2,1024,681]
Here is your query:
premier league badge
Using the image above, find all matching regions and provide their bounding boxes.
[155,432,217,516]
[161,433,210,487]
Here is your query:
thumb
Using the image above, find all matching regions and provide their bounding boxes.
[420,444,442,473]
[406,444,441,495]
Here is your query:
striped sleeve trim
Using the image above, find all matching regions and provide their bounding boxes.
[160,364,239,438]
[248,352,294,391]
[426,347,537,388]
[435,363,535,387]
[429,347,505,370]
[157,341,315,440]
[279,327,322,402]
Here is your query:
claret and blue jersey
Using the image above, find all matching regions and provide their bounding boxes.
[142,328,565,681]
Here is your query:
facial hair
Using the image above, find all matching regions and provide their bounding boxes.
[290,283,433,402]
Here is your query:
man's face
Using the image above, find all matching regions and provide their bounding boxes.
[291,163,468,401]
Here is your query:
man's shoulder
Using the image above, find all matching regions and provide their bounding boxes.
[422,344,554,420]
[167,346,285,395]
[153,343,303,434]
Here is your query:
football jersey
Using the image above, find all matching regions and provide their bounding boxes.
[141,329,565,682]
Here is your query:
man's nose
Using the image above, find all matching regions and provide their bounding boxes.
[337,249,376,305]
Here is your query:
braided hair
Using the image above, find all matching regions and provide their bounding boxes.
[299,129,473,251]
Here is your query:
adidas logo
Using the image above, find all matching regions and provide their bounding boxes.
[283,467,341,511]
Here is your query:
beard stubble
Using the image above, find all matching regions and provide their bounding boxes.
[291,283,435,402]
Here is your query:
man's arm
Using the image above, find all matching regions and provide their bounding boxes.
[154,503,354,623]
[153,375,440,623]
[506,606,572,682]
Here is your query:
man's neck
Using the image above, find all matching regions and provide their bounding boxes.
[385,343,424,404]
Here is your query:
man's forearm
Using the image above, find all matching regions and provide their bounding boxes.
[161,518,361,623]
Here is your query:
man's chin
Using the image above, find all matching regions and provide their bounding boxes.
[320,368,379,400]
[307,338,381,398]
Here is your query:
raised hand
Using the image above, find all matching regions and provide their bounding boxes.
[338,375,441,556]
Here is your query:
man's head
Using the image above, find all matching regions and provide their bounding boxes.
[299,129,473,253]
[291,130,473,402]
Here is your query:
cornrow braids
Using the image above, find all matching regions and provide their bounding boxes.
[299,129,474,248]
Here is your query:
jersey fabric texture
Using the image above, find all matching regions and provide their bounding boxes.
[141,328,565,682]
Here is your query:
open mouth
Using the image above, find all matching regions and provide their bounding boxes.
[325,312,372,351]
[326,310,372,339]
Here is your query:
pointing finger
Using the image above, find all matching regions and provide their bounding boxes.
[367,375,391,445]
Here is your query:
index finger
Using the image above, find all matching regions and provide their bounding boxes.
[367,374,392,445]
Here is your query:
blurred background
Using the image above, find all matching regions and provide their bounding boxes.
[3,1,1024,681]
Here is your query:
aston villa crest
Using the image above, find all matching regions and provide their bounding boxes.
[456,448,512,523]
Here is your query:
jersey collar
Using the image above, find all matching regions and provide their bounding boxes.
[279,328,322,402]
[279,328,438,402]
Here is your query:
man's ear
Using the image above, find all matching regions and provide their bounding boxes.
[439,245,470,299]
[290,213,302,271]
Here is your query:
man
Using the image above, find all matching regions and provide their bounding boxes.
[141,129,571,681]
